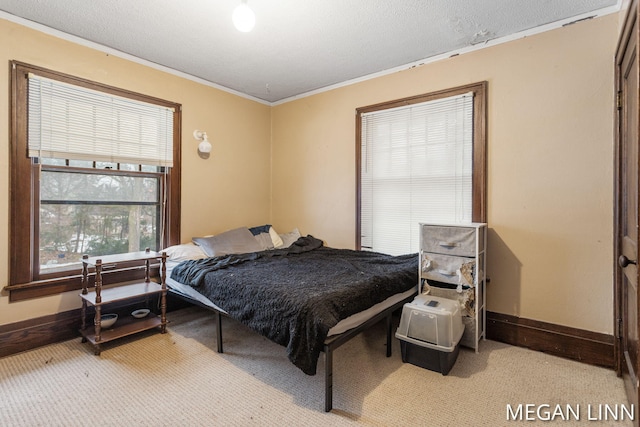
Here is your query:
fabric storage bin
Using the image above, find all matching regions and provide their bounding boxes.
[395,295,464,375]
[421,252,475,287]
[419,225,478,257]
[422,282,476,317]
[422,283,477,349]
[458,316,477,350]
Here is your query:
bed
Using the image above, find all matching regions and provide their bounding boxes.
[164,227,418,411]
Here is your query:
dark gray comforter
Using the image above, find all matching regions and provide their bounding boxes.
[171,236,417,375]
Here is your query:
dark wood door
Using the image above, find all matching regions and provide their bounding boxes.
[616,1,640,419]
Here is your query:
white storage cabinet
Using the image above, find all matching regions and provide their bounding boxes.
[418,222,487,351]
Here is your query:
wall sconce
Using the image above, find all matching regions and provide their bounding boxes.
[194,130,212,158]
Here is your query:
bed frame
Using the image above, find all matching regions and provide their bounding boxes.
[169,289,415,412]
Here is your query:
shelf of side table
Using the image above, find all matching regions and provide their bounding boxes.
[80,281,164,306]
[79,249,167,355]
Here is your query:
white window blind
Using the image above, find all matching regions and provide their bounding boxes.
[28,73,174,167]
[360,92,473,255]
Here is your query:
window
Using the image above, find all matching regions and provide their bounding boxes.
[38,161,164,274]
[7,61,182,301]
[356,82,486,255]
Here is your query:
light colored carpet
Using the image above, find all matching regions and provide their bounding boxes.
[0,307,632,426]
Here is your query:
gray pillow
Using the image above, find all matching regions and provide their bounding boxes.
[193,227,263,257]
[254,232,274,250]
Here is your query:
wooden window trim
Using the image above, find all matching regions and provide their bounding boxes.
[6,61,182,302]
[355,81,488,249]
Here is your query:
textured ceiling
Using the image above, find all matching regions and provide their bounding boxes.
[0,0,619,104]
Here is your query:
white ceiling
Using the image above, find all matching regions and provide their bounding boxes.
[0,0,619,104]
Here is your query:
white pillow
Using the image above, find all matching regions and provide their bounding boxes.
[163,243,207,261]
[269,226,284,248]
[279,228,301,248]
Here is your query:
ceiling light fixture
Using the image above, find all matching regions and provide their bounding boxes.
[232,0,255,32]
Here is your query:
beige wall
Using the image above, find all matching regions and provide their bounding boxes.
[0,13,619,335]
[271,14,617,334]
[0,18,271,325]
